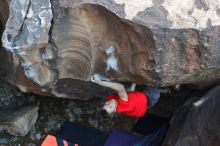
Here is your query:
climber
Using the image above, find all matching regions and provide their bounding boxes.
[91,74,160,117]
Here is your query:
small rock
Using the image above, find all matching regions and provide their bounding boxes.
[73,107,83,115]
[10,137,18,143]
[29,96,36,103]
[0,138,8,144]
[88,119,98,128]
[36,133,41,140]
[69,117,75,122]
[0,105,39,136]
[30,127,36,141]
[68,102,77,108]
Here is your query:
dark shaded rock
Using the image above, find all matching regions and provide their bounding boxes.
[195,0,209,11]
[133,6,172,28]
[217,9,220,17]
[0,79,31,110]
[162,85,220,146]
[0,0,9,25]
[0,105,38,136]
[148,84,209,117]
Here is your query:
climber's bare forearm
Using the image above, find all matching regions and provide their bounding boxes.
[93,80,128,101]
[92,80,123,90]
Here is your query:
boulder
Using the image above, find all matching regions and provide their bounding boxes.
[0,0,220,99]
[162,85,220,146]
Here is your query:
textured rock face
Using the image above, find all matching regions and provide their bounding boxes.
[162,85,220,146]
[1,0,220,99]
[58,0,220,29]
[2,0,53,86]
